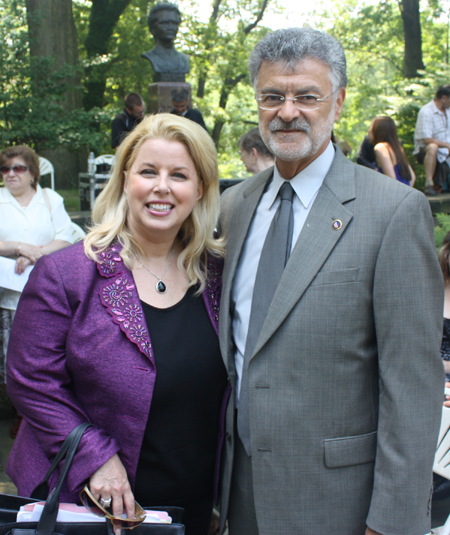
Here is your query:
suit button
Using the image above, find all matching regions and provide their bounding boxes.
[227,376,231,383]
[226,432,232,442]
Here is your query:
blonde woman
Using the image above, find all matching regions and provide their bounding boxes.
[6,114,228,535]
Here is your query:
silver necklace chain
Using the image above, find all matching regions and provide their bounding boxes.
[136,247,175,294]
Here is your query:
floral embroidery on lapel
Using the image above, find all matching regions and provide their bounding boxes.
[97,241,153,360]
[202,255,223,336]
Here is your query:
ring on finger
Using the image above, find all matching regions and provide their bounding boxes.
[99,496,112,508]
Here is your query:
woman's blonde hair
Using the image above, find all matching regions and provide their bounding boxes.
[84,113,224,291]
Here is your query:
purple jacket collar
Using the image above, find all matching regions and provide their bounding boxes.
[96,240,222,363]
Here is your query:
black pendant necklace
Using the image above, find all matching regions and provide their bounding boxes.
[139,247,175,294]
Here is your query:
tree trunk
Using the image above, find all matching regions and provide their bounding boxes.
[83,0,131,110]
[401,0,424,78]
[25,0,84,189]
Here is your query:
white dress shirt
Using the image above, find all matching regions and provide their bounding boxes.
[0,185,73,310]
[414,99,450,163]
[231,142,335,403]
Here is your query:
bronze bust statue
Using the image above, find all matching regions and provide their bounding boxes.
[141,3,190,82]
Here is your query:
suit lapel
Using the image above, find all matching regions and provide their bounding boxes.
[97,241,154,363]
[251,149,356,358]
[219,169,272,376]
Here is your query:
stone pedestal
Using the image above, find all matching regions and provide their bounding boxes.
[147,82,191,114]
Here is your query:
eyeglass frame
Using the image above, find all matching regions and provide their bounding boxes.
[256,92,335,112]
[79,485,146,530]
[0,165,29,175]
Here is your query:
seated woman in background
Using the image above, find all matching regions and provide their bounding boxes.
[0,145,72,434]
[6,114,228,535]
[368,116,416,187]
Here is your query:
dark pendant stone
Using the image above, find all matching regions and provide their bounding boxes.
[156,280,167,294]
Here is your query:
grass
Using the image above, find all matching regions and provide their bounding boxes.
[57,189,80,212]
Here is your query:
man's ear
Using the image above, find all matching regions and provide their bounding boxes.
[334,87,346,122]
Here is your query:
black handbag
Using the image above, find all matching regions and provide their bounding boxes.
[0,424,185,534]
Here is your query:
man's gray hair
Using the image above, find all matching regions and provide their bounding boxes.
[248,27,347,92]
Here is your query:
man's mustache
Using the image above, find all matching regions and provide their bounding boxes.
[269,118,311,133]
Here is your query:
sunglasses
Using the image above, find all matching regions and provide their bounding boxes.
[0,165,29,175]
[79,485,146,530]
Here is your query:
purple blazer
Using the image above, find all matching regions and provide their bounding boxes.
[6,240,227,502]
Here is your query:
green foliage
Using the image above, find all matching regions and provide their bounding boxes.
[309,0,450,191]
[435,213,450,250]
[0,0,110,153]
[3,0,450,179]
[71,0,273,175]
[177,0,271,176]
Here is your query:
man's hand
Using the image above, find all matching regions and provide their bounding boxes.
[366,529,382,535]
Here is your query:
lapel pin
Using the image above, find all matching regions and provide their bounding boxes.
[332,219,343,230]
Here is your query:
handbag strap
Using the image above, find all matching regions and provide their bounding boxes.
[31,423,93,499]
[41,188,52,213]
[34,423,93,535]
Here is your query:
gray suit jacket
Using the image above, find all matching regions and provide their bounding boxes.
[218,149,444,535]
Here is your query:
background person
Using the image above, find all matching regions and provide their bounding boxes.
[368,116,416,186]
[170,88,208,132]
[238,127,274,174]
[356,135,376,169]
[6,114,228,535]
[111,93,146,150]
[414,84,450,195]
[218,27,443,535]
[0,145,72,435]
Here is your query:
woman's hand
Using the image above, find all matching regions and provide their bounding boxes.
[15,256,32,274]
[89,454,135,535]
[16,243,43,264]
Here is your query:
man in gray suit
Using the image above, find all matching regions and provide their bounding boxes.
[218,27,444,535]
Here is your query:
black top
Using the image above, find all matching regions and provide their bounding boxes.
[111,110,140,148]
[356,135,376,169]
[134,286,227,506]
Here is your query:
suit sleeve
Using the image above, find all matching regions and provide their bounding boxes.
[366,189,444,535]
[7,255,121,494]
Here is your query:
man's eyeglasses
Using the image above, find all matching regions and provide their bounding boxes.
[0,165,29,175]
[79,485,146,530]
[256,93,333,111]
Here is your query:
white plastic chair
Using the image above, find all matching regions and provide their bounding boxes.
[94,155,115,166]
[433,388,450,535]
[39,157,55,190]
